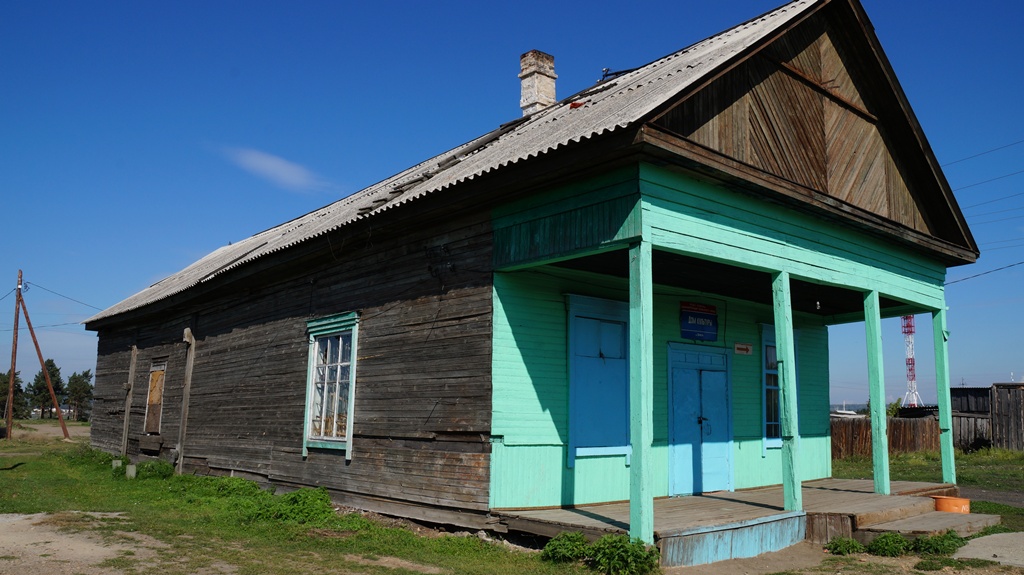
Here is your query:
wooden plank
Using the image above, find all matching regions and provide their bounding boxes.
[864,291,890,495]
[628,234,655,544]
[933,308,957,481]
[772,271,801,511]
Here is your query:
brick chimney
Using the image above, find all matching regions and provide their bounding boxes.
[519,50,556,116]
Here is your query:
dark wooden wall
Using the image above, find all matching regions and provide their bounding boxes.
[951,387,992,414]
[91,210,495,528]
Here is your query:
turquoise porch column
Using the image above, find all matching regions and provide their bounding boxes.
[771,271,802,511]
[933,306,956,484]
[864,290,891,495]
[628,231,655,543]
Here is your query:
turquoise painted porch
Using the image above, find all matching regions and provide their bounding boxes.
[489,164,955,543]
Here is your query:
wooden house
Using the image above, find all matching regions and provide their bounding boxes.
[86,0,978,562]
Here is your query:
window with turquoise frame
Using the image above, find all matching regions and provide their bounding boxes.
[761,324,781,449]
[304,312,359,459]
[761,323,798,451]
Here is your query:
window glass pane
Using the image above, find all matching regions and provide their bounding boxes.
[766,388,780,439]
[323,384,337,437]
[318,339,329,364]
[765,345,777,370]
[340,333,352,363]
[327,335,340,365]
[310,383,325,436]
[766,373,778,389]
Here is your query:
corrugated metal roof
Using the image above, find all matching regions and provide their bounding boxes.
[86,0,816,325]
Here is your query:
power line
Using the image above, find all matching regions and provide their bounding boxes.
[963,189,1024,210]
[0,287,14,303]
[946,260,1024,285]
[953,169,1024,193]
[22,282,102,311]
[985,243,1024,252]
[981,236,1024,246]
[971,214,1024,226]
[0,321,83,333]
[942,138,1024,167]
[967,205,1024,218]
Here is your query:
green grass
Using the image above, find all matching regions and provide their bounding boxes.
[832,448,1024,494]
[0,441,590,575]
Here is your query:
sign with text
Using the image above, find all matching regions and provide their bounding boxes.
[680,302,718,341]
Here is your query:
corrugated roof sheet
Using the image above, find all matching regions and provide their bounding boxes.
[86,0,816,324]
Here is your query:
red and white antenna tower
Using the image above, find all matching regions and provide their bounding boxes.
[902,315,922,407]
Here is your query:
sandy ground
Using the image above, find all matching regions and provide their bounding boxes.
[0,512,165,575]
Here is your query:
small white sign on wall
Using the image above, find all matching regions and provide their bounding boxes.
[734,342,753,355]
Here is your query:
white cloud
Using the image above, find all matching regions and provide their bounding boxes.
[222,147,330,193]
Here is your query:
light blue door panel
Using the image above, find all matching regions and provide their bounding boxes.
[700,369,730,491]
[670,368,701,495]
[669,347,732,495]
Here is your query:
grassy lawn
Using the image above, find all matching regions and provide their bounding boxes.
[1,422,588,575]
[4,421,1023,575]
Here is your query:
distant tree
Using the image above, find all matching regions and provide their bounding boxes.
[66,369,94,422]
[1,370,30,420]
[26,359,64,418]
[860,397,904,418]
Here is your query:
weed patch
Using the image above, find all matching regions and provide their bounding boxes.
[866,533,910,557]
[825,536,865,555]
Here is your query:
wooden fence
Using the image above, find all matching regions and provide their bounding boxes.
[831,414,1001,459]
[992,384,1024,451]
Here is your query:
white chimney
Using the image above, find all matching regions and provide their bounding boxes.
[519,50,556,116]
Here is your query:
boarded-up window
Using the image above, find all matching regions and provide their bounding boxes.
[144,360,167,434]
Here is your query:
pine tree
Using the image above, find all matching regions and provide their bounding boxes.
[27,359,64,418]
[66,369,94,422]
[1,370,29,419]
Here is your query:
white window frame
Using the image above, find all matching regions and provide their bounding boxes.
[303,312,359,459]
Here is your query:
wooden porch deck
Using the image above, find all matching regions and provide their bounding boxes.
[496,479,955,540]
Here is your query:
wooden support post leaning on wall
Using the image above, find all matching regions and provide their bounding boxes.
[932,307,956,484]
[121,345,138,457]
[628,231,655,544]
[177,328,196,474]
[771,271,802,511]
[864,290,890,495]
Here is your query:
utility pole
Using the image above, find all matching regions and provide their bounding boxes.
[4,270,70,440]
[5,271,22,440]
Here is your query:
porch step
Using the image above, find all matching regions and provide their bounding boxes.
[658,511,806,567]
[856,511,1001,544]
[853,496,937,529]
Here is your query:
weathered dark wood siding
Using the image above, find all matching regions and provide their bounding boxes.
[91,211,494,524]
[991,384,1024,451]
[654,9,932,236]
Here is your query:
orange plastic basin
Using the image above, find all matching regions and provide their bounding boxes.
[931,495,970,514]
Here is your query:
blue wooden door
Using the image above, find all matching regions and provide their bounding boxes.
[670,355,731,495]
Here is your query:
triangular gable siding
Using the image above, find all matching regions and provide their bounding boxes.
[655,11,930,235]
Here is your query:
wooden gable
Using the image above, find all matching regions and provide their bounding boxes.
[651,1,974,259]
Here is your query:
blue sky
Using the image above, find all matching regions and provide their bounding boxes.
[2,1,1022,405]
